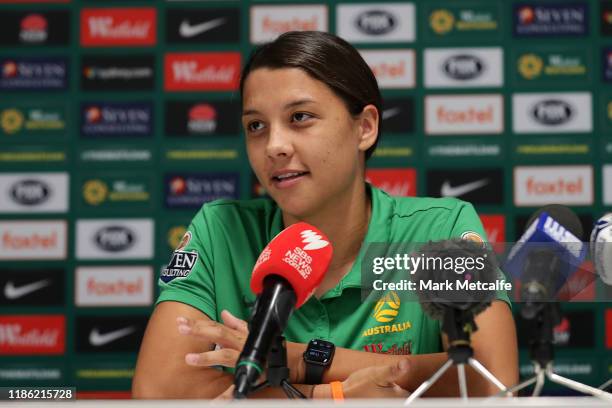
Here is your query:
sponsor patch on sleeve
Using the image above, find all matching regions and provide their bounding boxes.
[175,231,192,251]
[460,231,485,244]
[160,250,198,283]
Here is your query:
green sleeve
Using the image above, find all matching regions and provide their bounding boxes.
[445,201,512,310]
[156,205,217,320]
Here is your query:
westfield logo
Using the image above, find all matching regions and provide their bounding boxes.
[164,53,240,91]
[81,8,156,46]
[0,324,58,346]
[0,315,64,354]
[366,168,416,197]
[87,17,151,38]
[172,62,235,84]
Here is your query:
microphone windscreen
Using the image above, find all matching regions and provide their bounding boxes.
[250,222,333,308]
[414,238,498,321]
[591,213,612,285]
[526,204,583,239]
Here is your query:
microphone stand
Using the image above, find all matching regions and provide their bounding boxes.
[247,335,306,399]
[500,302,612,402]
[404,308,509,405]
[600,378,612,392]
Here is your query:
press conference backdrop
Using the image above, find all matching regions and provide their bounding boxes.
[0,0,610,398]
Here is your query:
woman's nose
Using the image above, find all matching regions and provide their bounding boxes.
[265,125,294,158]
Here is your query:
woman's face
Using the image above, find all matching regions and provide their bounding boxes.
[242,67,376,219]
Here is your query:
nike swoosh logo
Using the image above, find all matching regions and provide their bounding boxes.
[440,179,489,197]
[4,279,51,299]
[89,326,136,347]
[382,107,401,120]
[179,18,227,38]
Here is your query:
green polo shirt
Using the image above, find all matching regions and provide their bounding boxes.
[157,185,510,356]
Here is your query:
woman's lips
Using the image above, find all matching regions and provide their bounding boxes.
[271,172,310,189]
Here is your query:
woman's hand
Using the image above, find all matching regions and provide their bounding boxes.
[177,310,306,384]
[317,359,411,399]
[176,310,248,368]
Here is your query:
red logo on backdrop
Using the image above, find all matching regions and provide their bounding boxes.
[3,61,17,77]
[169,177,187,195]
[81,8,156,47]
[164,52,241,91]
[479,215,505,244]
[21,14,48,43]
[365,168,416,197]
[0,315,65,355]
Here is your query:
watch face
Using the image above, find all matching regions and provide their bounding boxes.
[305,349,332,364]
[305,339,335,364]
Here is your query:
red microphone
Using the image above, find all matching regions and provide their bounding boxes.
[234,222,333,398]
[251,222,333,307]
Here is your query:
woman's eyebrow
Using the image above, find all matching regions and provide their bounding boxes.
[242,98,316,117]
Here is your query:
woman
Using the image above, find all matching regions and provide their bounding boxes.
[132,31,518,399]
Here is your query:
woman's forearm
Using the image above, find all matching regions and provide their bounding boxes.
[289,343,508,397]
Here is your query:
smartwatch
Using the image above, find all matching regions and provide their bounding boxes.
[303,339,335,384]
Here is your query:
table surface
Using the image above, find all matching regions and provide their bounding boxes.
[1,397,611,408]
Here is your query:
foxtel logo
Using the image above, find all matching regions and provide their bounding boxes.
[75,266,153,307]
[360,50,415,89]
[250,5,328,44]
[0,221,67,260]
[514,166,593,206]
[164,52,240,91]
[425,95,503,135]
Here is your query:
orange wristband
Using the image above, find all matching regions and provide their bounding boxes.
[330,381,344,402]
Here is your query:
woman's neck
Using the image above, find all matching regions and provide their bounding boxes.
[281,181,372,281]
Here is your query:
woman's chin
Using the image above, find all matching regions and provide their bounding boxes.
[274,196,317,221]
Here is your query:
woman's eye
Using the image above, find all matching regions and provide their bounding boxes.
[292,112,312,122]
[247,121,264,132]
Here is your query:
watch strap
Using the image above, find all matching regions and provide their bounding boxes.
[304,362,326,385]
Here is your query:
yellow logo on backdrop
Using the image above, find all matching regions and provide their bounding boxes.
[83,179,108,205]
[430,10,454,34]
[518,54,543,80]
[373,291,401,323]
[168,226,187,250]
[1,109,24,134]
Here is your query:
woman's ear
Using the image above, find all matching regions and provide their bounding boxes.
[357,104,379,153]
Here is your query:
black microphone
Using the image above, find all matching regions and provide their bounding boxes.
[507,205,585,319]
[414,238,498,322]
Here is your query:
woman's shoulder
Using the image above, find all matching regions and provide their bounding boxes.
[373,187,471,220]
[200,197,277,215]
[191,197,281,240]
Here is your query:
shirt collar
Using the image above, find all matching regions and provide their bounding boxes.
[321,184,392,299]
[267,184,392,299]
